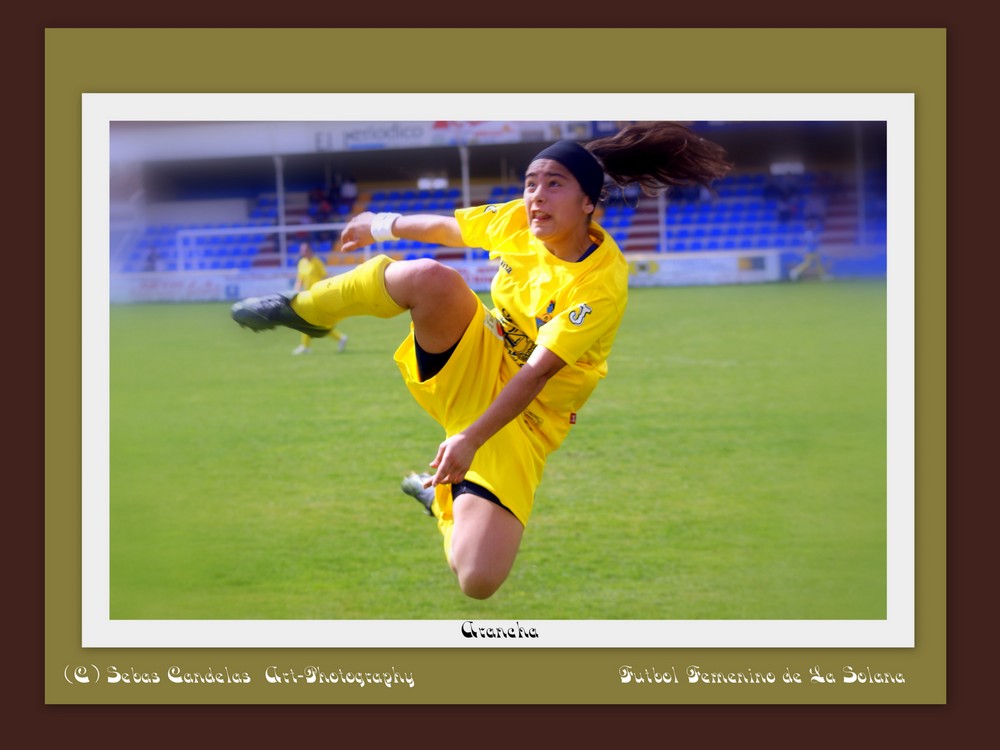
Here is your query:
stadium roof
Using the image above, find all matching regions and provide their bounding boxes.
[114,120,886,198]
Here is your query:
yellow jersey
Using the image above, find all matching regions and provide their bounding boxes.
[455,199,628,430]
[297,256,327,290]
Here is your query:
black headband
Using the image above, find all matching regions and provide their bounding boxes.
[530,140,604,205]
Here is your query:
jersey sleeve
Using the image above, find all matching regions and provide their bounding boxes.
[455,200,526,256]
[535,291,623,368]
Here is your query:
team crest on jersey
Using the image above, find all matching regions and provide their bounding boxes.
[535,300,557,328]
[569,303,593,326]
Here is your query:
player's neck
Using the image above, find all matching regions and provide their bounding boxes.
[544,228,595,262]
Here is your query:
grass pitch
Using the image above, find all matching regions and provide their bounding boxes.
[109,280,887,621]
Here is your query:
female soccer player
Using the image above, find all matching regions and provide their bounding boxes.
[232,122,731,599]
[290,241,349,355]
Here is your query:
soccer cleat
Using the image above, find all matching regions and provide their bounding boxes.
[231,293,332,337]
[338,333,349,353]
[401,472,435,516]
[291,345,311,355]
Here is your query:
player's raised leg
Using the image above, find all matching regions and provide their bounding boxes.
[383,258,478,354]
[232,254,477,357]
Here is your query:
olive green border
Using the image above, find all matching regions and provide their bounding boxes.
[45,28,945,704]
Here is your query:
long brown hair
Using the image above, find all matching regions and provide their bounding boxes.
[586,122,733,199]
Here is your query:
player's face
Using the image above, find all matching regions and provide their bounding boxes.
[523,159,594,243]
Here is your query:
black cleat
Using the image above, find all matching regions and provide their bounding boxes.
[231,293,332,337]
[401,473,435,516]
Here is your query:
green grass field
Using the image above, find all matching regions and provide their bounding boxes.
[109,280,887,621]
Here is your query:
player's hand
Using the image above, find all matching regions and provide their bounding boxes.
[426,433,479,488]
[339,212,376,252]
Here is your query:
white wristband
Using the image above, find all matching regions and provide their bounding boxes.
[371,212,401,243]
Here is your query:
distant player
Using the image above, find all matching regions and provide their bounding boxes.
[232,123,731,599]
[789,219,832,282]
[290,242,348,355]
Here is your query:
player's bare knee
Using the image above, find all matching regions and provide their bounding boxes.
[457,568,505,600]
[407,258,461,292]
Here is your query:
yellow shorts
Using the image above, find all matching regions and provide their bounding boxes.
[393,295,551,527]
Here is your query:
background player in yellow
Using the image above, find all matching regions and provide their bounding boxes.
[291,242,348,355]
[789,218,832,282]
[233,123,731,599]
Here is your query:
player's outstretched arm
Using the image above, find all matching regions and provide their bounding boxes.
[340,212,464,252]
[425,346,567,488]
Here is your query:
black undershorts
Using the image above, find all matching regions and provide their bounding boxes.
[452,480,516,518]
[414,336,459,381]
